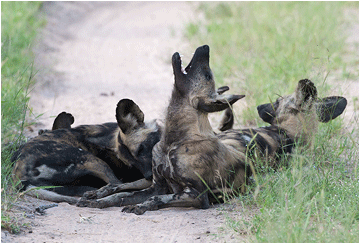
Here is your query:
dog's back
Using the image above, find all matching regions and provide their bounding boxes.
[12,122,136,193]
[11,111,147,202]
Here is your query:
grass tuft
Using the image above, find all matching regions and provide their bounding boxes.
[1,1,45,233]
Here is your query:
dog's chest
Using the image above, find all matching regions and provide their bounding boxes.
[153,138,224,191]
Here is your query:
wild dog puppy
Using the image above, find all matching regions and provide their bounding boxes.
[11,99,161,204]
[77,45,346,214]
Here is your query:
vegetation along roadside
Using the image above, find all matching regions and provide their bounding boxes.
[186,2,358,242]
[1,1,45,233]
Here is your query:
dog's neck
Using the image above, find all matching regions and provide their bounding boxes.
[271,110,318,147]
[163,89,215,147]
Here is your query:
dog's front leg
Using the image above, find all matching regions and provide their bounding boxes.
[122,187,210,215]
[77,180,167,208]
[83,178,152,199]
[77,191,135,208]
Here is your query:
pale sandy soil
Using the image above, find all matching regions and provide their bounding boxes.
[2,2,358,243]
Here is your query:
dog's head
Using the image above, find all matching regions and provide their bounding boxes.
[257,79,347,140]
[116,99,161,180]
[172,45,245,113]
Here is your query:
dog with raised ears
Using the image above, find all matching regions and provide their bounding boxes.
[76,45,346,214]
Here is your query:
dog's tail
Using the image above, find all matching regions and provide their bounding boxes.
[219,107,234,131]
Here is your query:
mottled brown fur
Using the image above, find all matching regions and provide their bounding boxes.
[77,45,346,214]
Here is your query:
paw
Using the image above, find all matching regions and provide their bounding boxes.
[83,184,116,199]
[121,205,146,215]
[82,190,98,199]
[76,197,99,208]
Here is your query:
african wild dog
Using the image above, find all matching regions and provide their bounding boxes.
[12,96,233,204]
[76,45,244,209]
[11,99,162,204]
[76,45,346,214]
[78,86,236,201]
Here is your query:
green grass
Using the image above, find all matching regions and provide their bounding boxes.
[2,1,45,143]
[186,2,359,242]
[186,1,358,126]
[241,121,359,242]
[1,1,45,233]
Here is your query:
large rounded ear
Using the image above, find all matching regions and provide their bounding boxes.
[295,79,317,107]
[116,99,144,134]
[52,112,74,130]
[315,96,347,123]
[257,103,276,124]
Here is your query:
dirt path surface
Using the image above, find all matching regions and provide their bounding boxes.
[3,196,245,243]
[2,2,247,243]
[26,1,198,133]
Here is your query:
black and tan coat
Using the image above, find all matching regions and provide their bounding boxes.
[12,96,232,204]
[11,99,161,204]
[77,45,346,213]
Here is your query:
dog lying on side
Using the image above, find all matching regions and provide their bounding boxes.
[77,45,346,214]
[12,95,233,204]
[11,99,161,204]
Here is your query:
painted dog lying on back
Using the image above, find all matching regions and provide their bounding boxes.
[77,45,346,214]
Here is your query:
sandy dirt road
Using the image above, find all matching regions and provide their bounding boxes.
[2,2,248,243]
[26,1,199,132]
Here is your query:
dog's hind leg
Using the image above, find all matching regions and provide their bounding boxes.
[25,185,80,204]
[78,154,123,186]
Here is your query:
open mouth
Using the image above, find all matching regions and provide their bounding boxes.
[174,45,209,76]
[180,53,194,75]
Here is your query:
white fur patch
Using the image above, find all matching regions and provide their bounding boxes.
[34,165,57,179]
[242,134,252,145]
